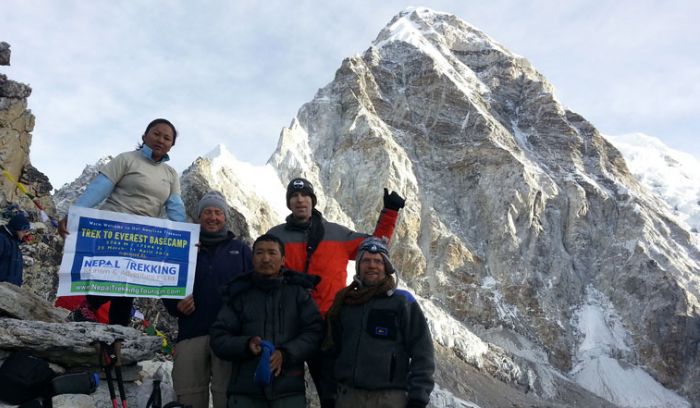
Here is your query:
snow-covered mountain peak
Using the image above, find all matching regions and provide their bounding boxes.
[203,143,234,161]
[606,133,700,236]
[376,7,507,54]
[194,143,288,226]
[53,156,112,217]
[372,7,512,101]
[203,143,247,175]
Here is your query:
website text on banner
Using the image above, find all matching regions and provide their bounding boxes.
[57,207,199,299]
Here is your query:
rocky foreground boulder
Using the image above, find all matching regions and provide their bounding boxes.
[0,282,174,408]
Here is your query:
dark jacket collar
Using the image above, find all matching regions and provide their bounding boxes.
[224,267,320,300]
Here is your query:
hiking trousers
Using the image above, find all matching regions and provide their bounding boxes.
[336,384,407,408]
[227,394,306,408]
[172,335,232,408]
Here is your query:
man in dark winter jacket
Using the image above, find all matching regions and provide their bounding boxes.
[164,191,253,408]
[0,213,31,286]
[324,237,435,408]
[267,177,406,406]
[210,234,323,408]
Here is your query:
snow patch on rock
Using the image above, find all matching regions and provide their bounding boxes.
[570,286,690,408]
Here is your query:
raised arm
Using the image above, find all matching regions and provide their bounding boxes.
[372,188,405,241]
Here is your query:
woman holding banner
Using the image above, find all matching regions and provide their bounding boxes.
[57,118,186,326]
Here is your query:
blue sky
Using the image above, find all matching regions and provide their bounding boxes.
[2,1,698,188]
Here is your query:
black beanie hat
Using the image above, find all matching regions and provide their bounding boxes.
[286,177,317,208]
[7,213,30,233]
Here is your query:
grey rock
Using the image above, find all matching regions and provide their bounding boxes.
[53,156,112,217]
[0,42,9,66]
[21,162,53,196]
[0,282,68,322]
[0,318,160,366]
[0,73,31,98]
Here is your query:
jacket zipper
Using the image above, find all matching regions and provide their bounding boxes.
[278,298,284,335]
[264,291,271,340]
[351,303,368,384]
[389,353,396,382]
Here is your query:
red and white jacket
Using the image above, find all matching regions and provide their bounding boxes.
[267,208,398,315]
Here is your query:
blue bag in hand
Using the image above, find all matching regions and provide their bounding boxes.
[254,340,276,386]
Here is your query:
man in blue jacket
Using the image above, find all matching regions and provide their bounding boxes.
[0,212,31,286]
[164,191,252,408]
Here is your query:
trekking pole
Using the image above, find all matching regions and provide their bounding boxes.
[110,340,128,408]
[98,342,120,408]
[145,379,161,408]
[114,364,128,408]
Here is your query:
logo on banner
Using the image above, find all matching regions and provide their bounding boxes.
[81,256,180,286]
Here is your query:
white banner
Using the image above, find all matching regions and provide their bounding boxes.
[57,207,200,299]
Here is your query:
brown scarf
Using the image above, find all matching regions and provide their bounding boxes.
[322,275,396,351]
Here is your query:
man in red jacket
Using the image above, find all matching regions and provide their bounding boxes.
[267,177,405,407]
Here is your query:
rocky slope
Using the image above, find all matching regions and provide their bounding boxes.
[0,42,52,210]
[53,156,112,218]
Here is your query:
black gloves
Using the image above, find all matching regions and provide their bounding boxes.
[406,399,427,408]
[383,188,406,211]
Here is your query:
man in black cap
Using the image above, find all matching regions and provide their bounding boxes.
[0,212,31,286]
[323,237,434,408]
[267,177,406,407]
